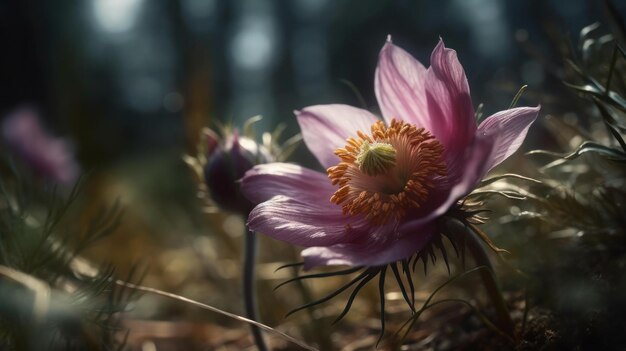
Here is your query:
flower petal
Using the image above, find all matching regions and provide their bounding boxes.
[2,108,79,184]
[241,163,333,204]
[375,38,477,181]
[296,104,379,169]
[477,106,540,172]
[301,224,435,269]
[424,39,476,166]
[247,195,365,247]
[399,133,496,235]
[374,37,429,127]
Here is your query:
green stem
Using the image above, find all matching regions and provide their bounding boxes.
[243,228,268,351]
[465,225,515,339]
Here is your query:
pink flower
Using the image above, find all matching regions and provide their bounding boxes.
[241,37,539,270]
[2,107,79,184]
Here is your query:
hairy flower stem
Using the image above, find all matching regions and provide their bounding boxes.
[243,228,268,351]
[465,226,515,339]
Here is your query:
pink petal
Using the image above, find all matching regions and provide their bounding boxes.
[375,38,477,182]
[241,163,333,204]
[301,224,435,269]
[2,108,79,184]
[424,39,476,175]
[247,195,366,247]
[296,104,379,169]
[399,133,496,235]
[477,106,540,172]
[374,37,430,128]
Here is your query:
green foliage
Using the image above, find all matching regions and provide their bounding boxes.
[484,18,626,350]
[521,22,626,243]
[0,158,140,351]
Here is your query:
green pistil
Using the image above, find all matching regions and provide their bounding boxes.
[356,141,396,176]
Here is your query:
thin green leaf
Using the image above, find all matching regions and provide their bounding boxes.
[509,85,528,109]
[565,81,626,114]
[376,266,388,347]
[604,45,619,96]
[332,272,377,324]
[274,266,362,290]
[469,190,527,200]
[592,97,626,152]
[402,259,416,308]
[391,262,415,312]
[478,173,542,188]
[285,270,371,317]
[273,262,304,273]
[528,141,626,163]
[579,23,601,48]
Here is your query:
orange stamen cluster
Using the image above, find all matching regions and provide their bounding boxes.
[327,119,447,224]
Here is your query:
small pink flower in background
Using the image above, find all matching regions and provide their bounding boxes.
[2,107,79,184]
[242,37,540,270]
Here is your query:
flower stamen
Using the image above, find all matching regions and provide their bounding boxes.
[327,119,447,224]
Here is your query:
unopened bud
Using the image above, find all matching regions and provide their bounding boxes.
[203,131,272,214]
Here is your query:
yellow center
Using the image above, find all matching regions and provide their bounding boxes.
[327,119,447,224]
[356,141,397,176]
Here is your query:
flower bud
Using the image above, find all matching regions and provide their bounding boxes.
[184,116,299,215]
[203,130,272,214]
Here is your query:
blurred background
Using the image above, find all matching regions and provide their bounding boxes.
[4,0,625,160]
[1,0,626,350]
